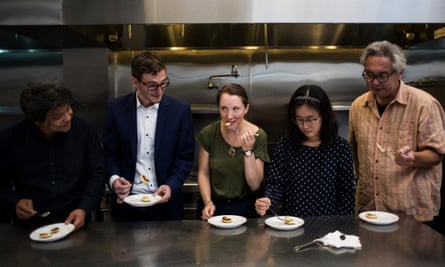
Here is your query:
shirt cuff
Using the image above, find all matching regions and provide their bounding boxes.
[109,175,120,190]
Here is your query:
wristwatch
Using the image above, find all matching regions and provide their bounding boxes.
[243,150,253,157]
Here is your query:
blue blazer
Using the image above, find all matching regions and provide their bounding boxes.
[102,93,195,220]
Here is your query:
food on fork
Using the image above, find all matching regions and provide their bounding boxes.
[224,122,231,127]
[221,216,232,223]
[50,227,60,234]
[141,195,151,202]
[283,216,296,225]
[39,232,52,239]
[365,212,378,219]
[376,143,385,153]
[140,174,149,184]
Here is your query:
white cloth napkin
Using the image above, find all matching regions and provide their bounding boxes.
[316,230,362,249]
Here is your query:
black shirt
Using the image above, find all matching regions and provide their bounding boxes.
[0,116,105,226]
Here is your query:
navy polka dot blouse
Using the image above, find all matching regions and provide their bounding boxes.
[265,135,355,218]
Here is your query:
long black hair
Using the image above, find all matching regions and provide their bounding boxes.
[287,84,338,148]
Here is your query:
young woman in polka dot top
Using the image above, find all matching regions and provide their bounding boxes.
[255,85,355,218]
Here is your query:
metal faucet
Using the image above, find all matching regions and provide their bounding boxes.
[207,64,240,89]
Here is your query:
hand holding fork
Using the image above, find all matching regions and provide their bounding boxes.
[376,143,414,167]
[376,143,396,161]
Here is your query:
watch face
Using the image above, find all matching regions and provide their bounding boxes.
[244,150,252,156]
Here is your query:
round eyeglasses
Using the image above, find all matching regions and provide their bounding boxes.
[294,116,320,126]
[362,70,396,83]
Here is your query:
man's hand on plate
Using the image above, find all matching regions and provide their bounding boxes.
[65,209,86,230]
[155,185,171,203]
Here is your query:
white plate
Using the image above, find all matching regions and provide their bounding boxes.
[264,216,305,231]
[29,223,75,242]
[358,211,399,225]
[207,215,247,229]
[123,194,162,207]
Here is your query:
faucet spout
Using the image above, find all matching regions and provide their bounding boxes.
[207,64,240,89]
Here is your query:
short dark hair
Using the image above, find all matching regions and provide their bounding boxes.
[131,52,166,81]
[20,80,73,122]
[287,84,338,147]
[216,83,249,107]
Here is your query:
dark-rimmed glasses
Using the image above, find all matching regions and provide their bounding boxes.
[362,70,396,83]
[139,78,170,91]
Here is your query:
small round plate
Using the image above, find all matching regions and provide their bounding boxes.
[358,211,399,225]
[207,215,247,229]
[264,216,305,231]
[29,223,75,242]
[123,194,162,207]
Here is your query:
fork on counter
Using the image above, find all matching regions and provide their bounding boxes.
[294,239,321,251]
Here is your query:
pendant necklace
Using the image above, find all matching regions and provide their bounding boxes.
[224,122,240,157]
[228,145,236,157]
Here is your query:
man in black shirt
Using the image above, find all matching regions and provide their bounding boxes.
[0,80,105,229]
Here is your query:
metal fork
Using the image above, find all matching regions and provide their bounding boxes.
[294,233,346,252]
[376,143,395,160]
[294,239,321,251]
[268,208,284,221]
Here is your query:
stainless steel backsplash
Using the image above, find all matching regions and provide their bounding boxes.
[1,47,444,174]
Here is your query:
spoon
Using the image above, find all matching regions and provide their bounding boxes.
[38,211,51,217]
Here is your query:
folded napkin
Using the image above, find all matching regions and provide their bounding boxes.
[316,230,361,249]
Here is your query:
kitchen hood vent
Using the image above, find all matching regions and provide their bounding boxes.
[1,23,444,51]
[0,0,444,51]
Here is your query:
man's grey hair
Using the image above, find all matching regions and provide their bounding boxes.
[360,40,407,72]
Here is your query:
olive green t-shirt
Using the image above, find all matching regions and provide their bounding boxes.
[198,120,270,200]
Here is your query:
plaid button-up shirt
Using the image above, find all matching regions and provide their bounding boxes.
[349,81,445,221]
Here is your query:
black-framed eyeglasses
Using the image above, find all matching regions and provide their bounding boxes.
[139,78,170,91]
[362,70,396,83]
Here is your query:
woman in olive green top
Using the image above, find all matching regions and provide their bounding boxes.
[197,83,270,220]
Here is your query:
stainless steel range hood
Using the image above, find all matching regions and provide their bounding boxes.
[1,0,445,50]
[0,23,425,50]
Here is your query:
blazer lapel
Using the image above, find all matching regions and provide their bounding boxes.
[125,93,138,163]
[154,96,170,157]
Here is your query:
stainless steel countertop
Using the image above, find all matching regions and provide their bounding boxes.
[1,215,444,267]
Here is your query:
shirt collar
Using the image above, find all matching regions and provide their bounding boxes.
[363,80,407,107]
[136,94,159,110]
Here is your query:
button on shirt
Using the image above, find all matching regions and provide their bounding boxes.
[132,97,159,194]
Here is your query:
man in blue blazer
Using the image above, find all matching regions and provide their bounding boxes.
[102,52,195,221]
